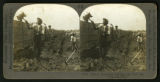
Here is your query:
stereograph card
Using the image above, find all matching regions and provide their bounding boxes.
[3,3,157,79]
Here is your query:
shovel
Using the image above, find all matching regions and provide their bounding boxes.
[65,50,76,65]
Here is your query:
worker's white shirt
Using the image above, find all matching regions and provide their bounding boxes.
[98,24,110,35]
[137,36,143,43]
[71,36,76,42]
[32,24,44,34]
[108,26,111,35]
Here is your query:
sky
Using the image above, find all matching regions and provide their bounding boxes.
[81,4,146,31]
[14,4,146,31]
[14,4,79,30]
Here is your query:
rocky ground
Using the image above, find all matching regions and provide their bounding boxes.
[13,30,146,72]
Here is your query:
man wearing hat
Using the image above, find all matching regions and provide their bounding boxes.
[114,25,119,40]
[70,32,78,51]
[23,16,44,58]
[32,17,43,58]
[43,23,48,41]
[47,25,52,41]
[136,32,143,52]
[90,18,110,57]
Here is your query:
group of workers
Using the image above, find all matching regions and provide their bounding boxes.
[16,12,79,58]
[15,12,144,63]
[25,18,53,58]
[81,12,120,58]
[81,12,144,59]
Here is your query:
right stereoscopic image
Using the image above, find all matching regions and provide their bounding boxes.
[80,4,146,72]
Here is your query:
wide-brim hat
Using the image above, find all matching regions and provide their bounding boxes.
[48,25,51,28]
[103,18,108,22]
[37,17,43,24]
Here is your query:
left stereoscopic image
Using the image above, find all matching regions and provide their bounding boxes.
[13,4,80,72]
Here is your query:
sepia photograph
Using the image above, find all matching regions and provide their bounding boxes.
[13,4,80,72]
[13,4,146,72]
[80,4,146,72]
[3,3,157,79]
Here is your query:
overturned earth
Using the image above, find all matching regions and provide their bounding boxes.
[13,29,146,72]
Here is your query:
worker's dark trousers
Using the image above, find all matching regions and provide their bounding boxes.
[44,34,47,41]
[72,42,78,51]
[98,47,104,58]
[34,34,41,58]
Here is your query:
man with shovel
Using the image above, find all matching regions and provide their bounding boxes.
[65,32,78,65]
